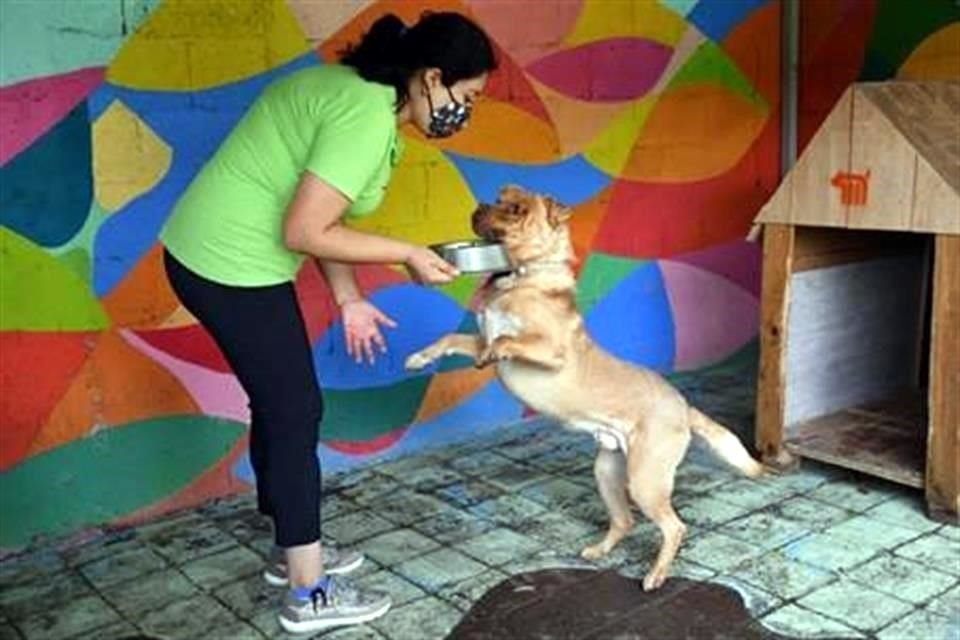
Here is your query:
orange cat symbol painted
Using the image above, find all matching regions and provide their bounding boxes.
[830,170,871,206]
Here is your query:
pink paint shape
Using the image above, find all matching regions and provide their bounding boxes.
[659,260,758,371]
[0,67,104,166]
[672,240,761,297]
[467,0,583,65]
[526,38,672,102]
[121,330,250,424]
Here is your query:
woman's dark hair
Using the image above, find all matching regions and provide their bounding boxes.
[340,11,497,110]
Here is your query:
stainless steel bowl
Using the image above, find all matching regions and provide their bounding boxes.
[430,240,512,274]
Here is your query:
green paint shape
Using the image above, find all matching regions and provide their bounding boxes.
[0,228,109,330]
[0,415,245,548]
[438,312,481,373]
[58,248,92,284]
[666,337,759,386]
[438,273,484,306]
[577,252,647,315]
[320,376,431,442]
[861,0,960,80]
[668,40,767,108]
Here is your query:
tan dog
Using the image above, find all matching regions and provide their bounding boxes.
[405,186,765,591]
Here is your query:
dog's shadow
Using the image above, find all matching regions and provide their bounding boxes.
[447,568,816,640]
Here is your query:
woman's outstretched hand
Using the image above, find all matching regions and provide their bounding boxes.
[341,298,397,364]
[405,246,459,285]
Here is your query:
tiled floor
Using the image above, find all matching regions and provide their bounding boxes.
[1,352,958,639]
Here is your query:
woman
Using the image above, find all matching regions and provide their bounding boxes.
[160,12,497,634]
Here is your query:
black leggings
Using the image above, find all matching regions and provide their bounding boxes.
[163,249,322,547]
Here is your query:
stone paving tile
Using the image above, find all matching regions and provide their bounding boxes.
[715,478,804,511]
[369,596,461,640]
[807,478,896,512]
[408,503,497,546]
[893,532,960,575]
[822,514,923,548]
[59,530,140,569]
[514,510,600,551]
[876,608,957,640]
[763,495,857,530]
[844,553,956,605]
[0,571,93,621]
[760,604,865,638]
[862,495,943,534]
[77,542,168,590]
[17,594,120,640]
[364,490,453,528]
[733,550,836,601]
[73,619,143,639]
[0,623,18,640]
[393,548,488,593]
[926,582,960,618]
[431,478,505,509]
[719,510,813,552]
[98,567,198,617]
[323,511,396,546]
[139,513,239,565]
[320,624,387,639]
[444,449,519,476]
[676,495,752,529]
[337,473,405,507]
[467,493,548,528]
[436,568,510,612]
[213,573,284,637]
[353,569,429,608]
[180,545,263,590]
[782,530,891,573]
[797,579,915,633]
[359,529,440,566]
[139,593,243,639]
[679,530,766,573]
[938,524,960,542]
[482,460,550,492]
[379,461,462,493]
[707,574,784,616]
[517,477,594,512]
[454,528,545,567]
[0,550,64,586]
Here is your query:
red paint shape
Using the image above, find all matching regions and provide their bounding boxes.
[526,38,673,102]
[831,170,871,206]
[323,426,407,455]
[133,324,232,373]
[483,41,552,124]
[0,332,97,470]
[295,261,408,343]
[723,0,781,108]
[0,67,105,166]
[798,1,877,151]
[593,115,779,259]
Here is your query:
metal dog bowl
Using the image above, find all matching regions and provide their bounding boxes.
[430,240,511,274]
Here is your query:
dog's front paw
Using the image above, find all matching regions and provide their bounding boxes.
[404,351,434,370]
[580,543,608,561]
[642,567,668,592]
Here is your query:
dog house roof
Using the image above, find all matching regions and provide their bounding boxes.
[754,81,959,235]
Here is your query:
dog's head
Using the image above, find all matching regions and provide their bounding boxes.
[471,185,574,266]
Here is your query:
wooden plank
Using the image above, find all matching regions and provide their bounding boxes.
[846,86,917,231]
[756,224,795,467]
[787,87,853,228]
[926,234,960,521]
[786,406,925,489]
[913,155,960,235]
[793,227,925,271]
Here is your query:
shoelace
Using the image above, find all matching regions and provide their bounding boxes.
[310,580,333,612]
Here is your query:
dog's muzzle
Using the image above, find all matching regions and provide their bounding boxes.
[471,204,497,241]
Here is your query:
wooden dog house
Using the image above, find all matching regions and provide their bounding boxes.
[751,81,959,520]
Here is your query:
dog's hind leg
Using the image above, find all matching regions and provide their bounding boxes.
[626,427,690,591]
[581,446,634,560]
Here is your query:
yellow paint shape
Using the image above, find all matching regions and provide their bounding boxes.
[158,305,198,329]
[107,0,312,90]
[93,100,172,212]
[565,0,687,47]
[288,0,376,44]
[413,366,496,423]
[346,137,477,246]
[583,94,658,177]
[530,78,633,157]
[409,99,562,163]
[622,84,768,182]
[897,23,960,81]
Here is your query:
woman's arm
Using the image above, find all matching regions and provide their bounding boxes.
[318,259,362,306]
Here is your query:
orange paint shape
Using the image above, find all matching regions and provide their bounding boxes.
[157,305,197,329]
[622,83,768,182]
[414,366,496,423]
[831,170,871,206]
[0,332,97,470]
[530,77,632,156]
[31,331,198,457]
[101,244,180,329]
[723,0,780,107]
[569,186,613,270]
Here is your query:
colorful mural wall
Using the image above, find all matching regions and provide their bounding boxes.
[2,0,955,551]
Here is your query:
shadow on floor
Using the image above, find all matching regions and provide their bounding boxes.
[449,569,815,640]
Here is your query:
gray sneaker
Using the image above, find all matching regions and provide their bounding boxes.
[263,545,364,586]
[278,577,391,634]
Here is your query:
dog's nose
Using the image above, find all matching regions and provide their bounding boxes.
[472,205,491,237]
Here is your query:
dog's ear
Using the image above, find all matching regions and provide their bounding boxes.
[545,196,572,228]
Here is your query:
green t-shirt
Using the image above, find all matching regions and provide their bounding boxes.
[160,64,402,286]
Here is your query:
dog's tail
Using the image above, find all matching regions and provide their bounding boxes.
[688,408,765,478]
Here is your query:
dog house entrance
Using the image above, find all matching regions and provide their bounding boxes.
[782,228,931,487]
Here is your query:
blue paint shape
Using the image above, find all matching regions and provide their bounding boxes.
[91,53,320,296]
[437,310,481,373]
[317,378,524,475]
[314,284,467,390]
[689,0,769,41]
[446,152,611,206]
[0,103,92,247]
[585,262,675,372]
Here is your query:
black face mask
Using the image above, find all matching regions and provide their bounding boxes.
[426,85,472,138]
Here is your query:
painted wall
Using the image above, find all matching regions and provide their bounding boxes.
[0,0,815,551]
